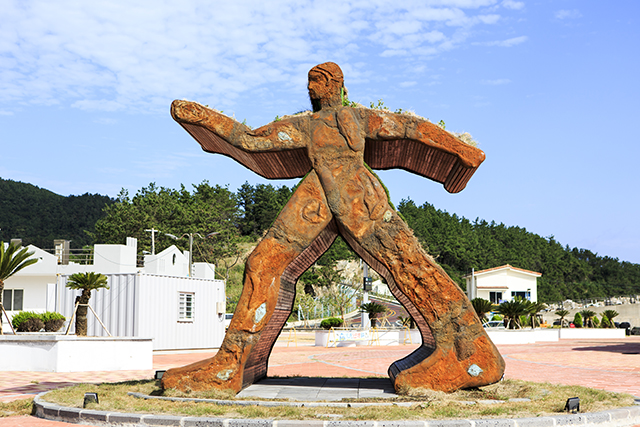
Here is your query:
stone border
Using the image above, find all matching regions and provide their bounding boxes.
[34,392,640,427]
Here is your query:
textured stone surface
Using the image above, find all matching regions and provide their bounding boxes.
[162,62,504,394]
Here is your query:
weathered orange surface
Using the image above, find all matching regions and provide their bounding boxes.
[163,62,504,394]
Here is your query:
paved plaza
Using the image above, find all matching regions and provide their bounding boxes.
[1,334,639,426]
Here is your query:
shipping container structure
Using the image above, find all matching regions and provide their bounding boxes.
[54,273,226,351]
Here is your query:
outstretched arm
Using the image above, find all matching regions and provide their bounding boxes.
[171,100,313,179]
[358,108,486,193]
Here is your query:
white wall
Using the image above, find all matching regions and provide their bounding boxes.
[469,267,539,303]
[55,273,226,350]
[137,274,226,350]
[93,244,137,274]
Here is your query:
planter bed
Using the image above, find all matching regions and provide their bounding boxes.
[0,334,153,372]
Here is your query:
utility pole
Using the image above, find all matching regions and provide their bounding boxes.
[362,261,371,329]
[145,228,159,255]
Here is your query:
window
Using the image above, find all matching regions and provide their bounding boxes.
[489,291,502,304]
[511,291,529,300]
[2,289,24,311]
[178,292,195,321]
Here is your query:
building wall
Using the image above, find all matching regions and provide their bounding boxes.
[468,267,539,303]
[137,274,226,350]
[55,273,226,350]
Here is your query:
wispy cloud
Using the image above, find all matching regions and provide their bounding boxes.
[0,0,510,114]
[555,9,582,20]
[476,35,528,47]
[501,0,524,10]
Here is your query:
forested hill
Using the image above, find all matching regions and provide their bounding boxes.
[0,178,114,249]
[2,177,640,302]
[397,199,640,303]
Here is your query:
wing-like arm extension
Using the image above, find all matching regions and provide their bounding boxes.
[171,100,313,179]
[358,109,486,193]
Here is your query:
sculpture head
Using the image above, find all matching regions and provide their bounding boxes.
[308,62,344,112]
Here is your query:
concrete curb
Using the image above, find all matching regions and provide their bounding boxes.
[34,391,640,427]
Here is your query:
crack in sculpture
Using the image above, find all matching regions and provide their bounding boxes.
[161,62,505,394]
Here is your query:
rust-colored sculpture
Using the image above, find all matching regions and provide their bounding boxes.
[162,62,505,394]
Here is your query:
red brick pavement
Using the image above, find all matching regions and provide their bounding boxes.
[2,335,639,426]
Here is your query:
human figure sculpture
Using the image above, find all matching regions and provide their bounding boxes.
[162,62,505,394]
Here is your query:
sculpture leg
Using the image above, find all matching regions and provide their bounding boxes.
[336,170,505,393]
[162,172,334,393]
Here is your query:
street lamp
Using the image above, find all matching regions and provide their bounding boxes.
[165,232,203,277]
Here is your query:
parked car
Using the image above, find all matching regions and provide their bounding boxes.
[618,322,631,335]
[483,320,505,329]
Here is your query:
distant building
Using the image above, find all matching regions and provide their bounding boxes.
[463,264,541,303]
[2,238,226,350]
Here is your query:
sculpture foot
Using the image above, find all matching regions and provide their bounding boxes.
[161,345,246,394]
[393,334,504,394]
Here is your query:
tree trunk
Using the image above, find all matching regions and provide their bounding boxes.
[75,290,91,336]
[0,281,4,335]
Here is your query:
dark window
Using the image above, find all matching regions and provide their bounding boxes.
[511,291,527,300]
[2,289,23,311]
[489,291,502,304]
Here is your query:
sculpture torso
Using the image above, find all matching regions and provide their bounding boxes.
[307,107,388,227]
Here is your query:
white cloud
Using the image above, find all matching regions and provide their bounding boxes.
[0,0,513,113]
[501,0,524,10]
[399,81,418,88]
[555,9,582,20]
[477,35,528,47]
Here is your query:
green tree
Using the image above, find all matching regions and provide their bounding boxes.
[93,182,241,265]
[360,302,387,328]
[471,298,494,324]
[527,301,547,329]
[495,298,530,329]
[65,272,109,336]
[0,241,38,334]
[573,312,583,328]
[601,309,619,328]
[579,310,596,328]
[236,182,292,237]
[555,309,570,328]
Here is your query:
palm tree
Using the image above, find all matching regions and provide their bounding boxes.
[360,302,387,328]
[579,309,596,328]
[66,272,109,336]
[555,309,570,328]
[527,301,547,329]
[471,298,494,324]
[495,297,530,329]
[0,241,38,334]
[601,310,619,328]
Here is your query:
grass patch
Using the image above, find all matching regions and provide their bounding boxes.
[0,399,33,418]
[41,378,635,421]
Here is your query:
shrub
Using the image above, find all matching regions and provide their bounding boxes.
[18,317,45,332]
[573,312,583,328]
[592,316,600,328]
[40,311,66,332]
[320,317,343,330]
[11,311,42,331]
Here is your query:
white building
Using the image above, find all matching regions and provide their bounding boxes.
[463,264,541,304]
[2,238,226,350]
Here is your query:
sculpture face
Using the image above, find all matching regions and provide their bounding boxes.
[308,62,344,111]
[307,70,329,102]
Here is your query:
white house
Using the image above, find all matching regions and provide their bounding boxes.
[2,238,226,350]
[463,264,541,303]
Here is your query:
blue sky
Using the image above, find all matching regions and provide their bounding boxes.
[1,0,639,264]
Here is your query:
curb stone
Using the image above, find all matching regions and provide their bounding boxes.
[34,391,640,427]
